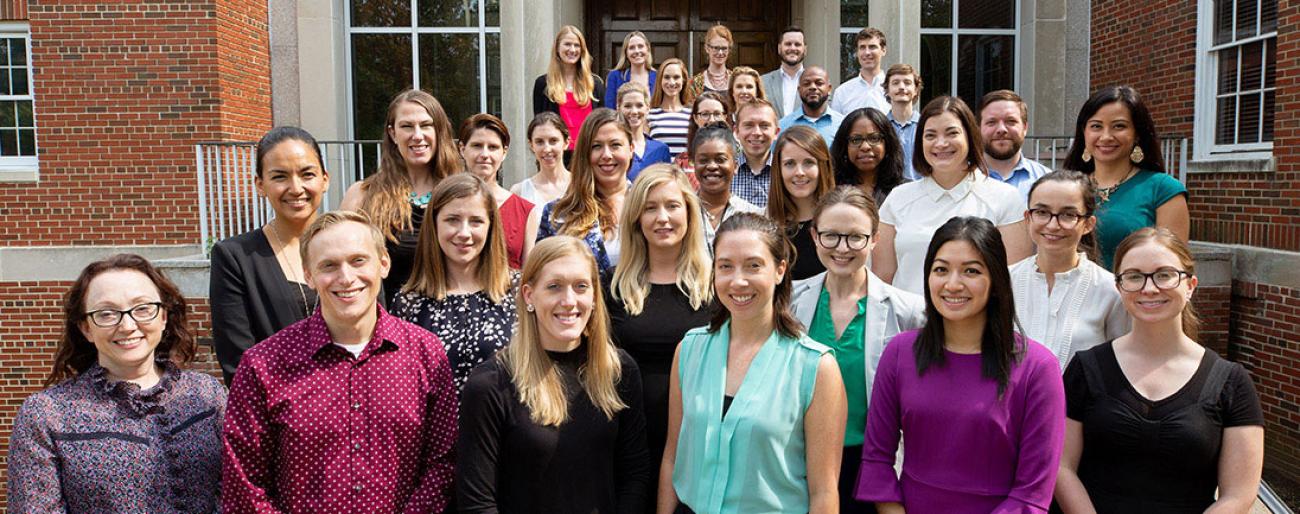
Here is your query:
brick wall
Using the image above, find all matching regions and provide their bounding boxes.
[1230,281,1300,480]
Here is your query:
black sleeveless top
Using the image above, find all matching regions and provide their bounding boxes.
[382,203,424,306]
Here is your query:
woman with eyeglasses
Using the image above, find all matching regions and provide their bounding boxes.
[1054,227,1264,514]
[648,58,695,159]
[673,92,732,177]
[1011,170,1130,371]
[691,24,734,98]
[9,255,225,513]
[830,108,907,207]
[791,186,925,514]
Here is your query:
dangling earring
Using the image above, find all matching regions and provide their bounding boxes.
[526,304,535,312]
[1081,149,1092,163]
[1129,145,1145,164]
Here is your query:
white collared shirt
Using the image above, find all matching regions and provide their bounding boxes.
[830,71,889,115]
[780,66,803,119]
[878,171,1025,295]
[1010,254,1131,370]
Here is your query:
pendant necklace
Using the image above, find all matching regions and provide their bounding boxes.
[267,221,316,318]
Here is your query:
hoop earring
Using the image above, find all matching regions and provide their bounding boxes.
[1129,145,1145,164]
[1082,149,1092,163]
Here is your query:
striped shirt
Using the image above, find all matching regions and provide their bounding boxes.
[648,107,692,158]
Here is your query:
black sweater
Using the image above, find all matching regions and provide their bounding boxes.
[532,74,607,115]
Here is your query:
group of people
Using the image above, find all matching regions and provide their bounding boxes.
[6,21,1264,514]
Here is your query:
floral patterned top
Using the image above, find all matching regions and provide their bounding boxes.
[391,271,521,393]
[536,201,618,274]
[7,361,226,513]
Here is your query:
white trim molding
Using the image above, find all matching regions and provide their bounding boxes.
[1193,0,1276,163]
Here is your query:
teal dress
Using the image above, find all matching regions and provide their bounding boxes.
[672,322,831,514]
[1094,170,1187,270]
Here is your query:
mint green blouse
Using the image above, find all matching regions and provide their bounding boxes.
[672,322,831,514]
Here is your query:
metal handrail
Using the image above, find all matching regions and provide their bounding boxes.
[1022,136,1189,184]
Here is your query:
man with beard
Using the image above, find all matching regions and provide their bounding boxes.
[831,27,890,115]
[761,26,806,119]
[779,66,843,146]
[978,89,1051,201]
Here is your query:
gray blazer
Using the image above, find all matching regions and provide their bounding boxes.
[761,68,791,119]
[791,270,926,405]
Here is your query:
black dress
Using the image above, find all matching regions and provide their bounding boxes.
[382,203,424,306]
[210,228,318,384]
[1063,342,1263,513]
[456,345,651,513]
[604,281,712,510]
[788,219,826,281]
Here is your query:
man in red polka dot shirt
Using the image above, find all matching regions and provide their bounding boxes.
[221,211,458,513]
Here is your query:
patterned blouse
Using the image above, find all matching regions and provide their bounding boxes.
[536,201,618,274]
[7,361,226,513]
[391,271,521,393]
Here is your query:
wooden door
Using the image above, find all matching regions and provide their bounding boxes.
[588,0,790,79]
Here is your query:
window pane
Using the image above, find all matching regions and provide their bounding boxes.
[0,100,14,127]
[1218,47,1237,94]
[1261,0,1277,32]
[351,34,413,142]
[959,0,1014,29]
[487,33,501,117]
[1263,90,1274,141]
[842,0,869,27]
[0,129,15,156]
[18,128,33,156]
[419,0,477,27]
[419,33,481,130]
[1216,96,1236,144]
[1265,38,1276,88]
[922,0,953,28]
[10,38,24,65]
[11,67,26,95]
[16,100,31,127]
[841,32,859,83]
[956,35,1014,108]
[1238,91,1260,143]
[0,39,10,66]
[1236,0,1257,39]
[351,0,410,27]
[920,34,952,105]
[486,0,499,26]
[1240,40,1262,90]
[0,69,9,96]
[1214,0,1234,44]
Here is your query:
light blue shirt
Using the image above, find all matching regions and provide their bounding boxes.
[779,108,845,148]
[987,155,1053,202]
[888,110,921,181]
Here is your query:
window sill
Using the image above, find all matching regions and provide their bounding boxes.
[1185,155,1274,174]
[0,169,38,183]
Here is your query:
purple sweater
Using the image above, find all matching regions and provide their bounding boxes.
[855,329,1065,513]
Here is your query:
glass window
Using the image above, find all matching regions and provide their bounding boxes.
[1210,0,1276,147]
[839,3,869,83]
[348,0,501,143]
[0,31,36,171]
[919,0,1017,107]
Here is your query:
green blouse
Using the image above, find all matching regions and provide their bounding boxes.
[1095,169,1187,270]
[806,286,870,446]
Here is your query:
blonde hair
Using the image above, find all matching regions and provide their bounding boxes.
[546,26,596,107]
[612,165,713,315]
[299,210,388,264]
[551,109,632,239]
[650,58,694,108]
[613,31,653,72]
[502,236,627,426]
[727,66,767,109]
[767,125,836,230]
[360,90,463,242]
[403,174,511,302]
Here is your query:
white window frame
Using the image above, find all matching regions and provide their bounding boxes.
[1193,0,1275,162]
[0,21,37,181]
[343,0,501,141]
[917,0,1021,100]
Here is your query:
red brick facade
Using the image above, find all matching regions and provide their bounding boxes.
[1094,0,1300,487]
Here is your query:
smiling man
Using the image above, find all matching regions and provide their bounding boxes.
[222,211,458,514]
[779,66,844,146]
[760,26,806,119]
[978,90,1051,201]
[830,27,891,115]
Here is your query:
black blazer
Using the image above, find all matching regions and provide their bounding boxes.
[209,229,318,385]
[532,74,606,115]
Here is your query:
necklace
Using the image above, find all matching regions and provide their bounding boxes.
[706,68,728,89]
[1093,167,1138,204]
[266,221,315,318]
[699,197,727,226]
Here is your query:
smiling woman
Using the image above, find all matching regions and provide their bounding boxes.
[767,125,836,280]
[458,114,535,268]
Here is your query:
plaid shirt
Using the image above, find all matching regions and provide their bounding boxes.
[731,152,773,208]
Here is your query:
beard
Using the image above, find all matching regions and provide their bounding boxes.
[781,53,804,67]
[801,94,827,111]
[985,139,1023,160]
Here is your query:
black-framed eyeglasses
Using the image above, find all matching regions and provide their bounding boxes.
[85,302,163,328]
[1028,208,1087,229]
[1115,269,1191,292]
[707,44,730,54]
[848,133,885,147]
[695,111,726,121]
[816,231,871,250]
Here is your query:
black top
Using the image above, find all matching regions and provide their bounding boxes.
[788,220,826,281]
[1064,342,1263,513]
[383,203,425,306]
[210,228,318,384]
[532,75,607,115]
[604,280,712,509]
[390,272,521,393]
[456,345,651,514]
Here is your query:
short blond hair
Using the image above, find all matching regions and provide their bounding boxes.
[299,210,388,264]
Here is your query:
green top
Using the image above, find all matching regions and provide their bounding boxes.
[807,285,870,446]
[1095,169,1187,270]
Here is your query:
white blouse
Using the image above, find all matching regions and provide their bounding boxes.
[878,171,1025,295]
[1010,254,1132,370]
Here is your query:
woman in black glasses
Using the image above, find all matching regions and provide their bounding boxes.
[8,254,225,513]
[1054,227,1264,513]
[830,107,907,207]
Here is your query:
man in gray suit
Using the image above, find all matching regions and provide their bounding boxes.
[760,26,805,120]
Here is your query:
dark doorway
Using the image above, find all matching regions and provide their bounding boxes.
[586,0,791,78]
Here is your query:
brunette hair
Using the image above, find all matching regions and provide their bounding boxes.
[708,213,802,338]
[650,58,694,108]
[404,174,511,302]
[545,26,597,106]
[913,95,985,177]
[686,92,732,155]
[1026,170,1101,263]
[767,125,835,230]
[831,107,905,199]
[1112,227,1200,340]
[359,89,462,242]
[883,63,923,104]
[812,185,880,235]
[978,89,1029,122]
[550,108,633,239]
[855,27,887,48]
[613,31,653,72]
[459,113,511,148]
[915,216,1023,395]
[49,254,196,386]
[1063,85,1165,173]
[255,126,324,178]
